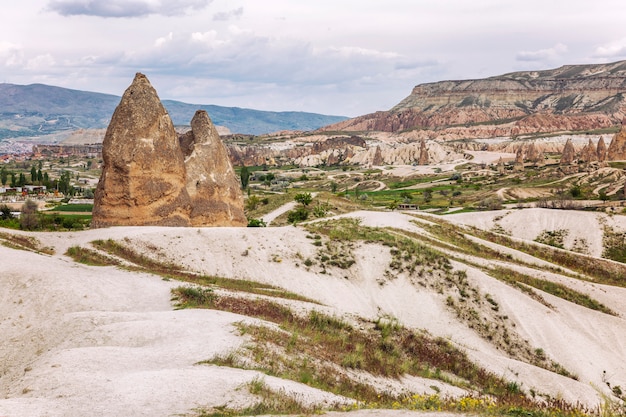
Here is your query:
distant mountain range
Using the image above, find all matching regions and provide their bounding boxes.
[0,83,347,138]
[324,60,626,140]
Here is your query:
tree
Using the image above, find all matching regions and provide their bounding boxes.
[0,167,7,186]
[245,195,261,211]
[240,165,250,189]
[294,192,313,206]
[30,165,37,183]
[20,199,39,230]
[423,189,433,203]
[0,204,13,220]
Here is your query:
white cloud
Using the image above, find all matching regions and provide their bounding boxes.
[0,41,24,67]
[26,54,56,70]
[155,32,174,48]
[594,38,626,58]
[47,0,213,18]
[516,43,568,62]
[213,7,243,21]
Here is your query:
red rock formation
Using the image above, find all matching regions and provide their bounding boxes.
[321,61,626,139]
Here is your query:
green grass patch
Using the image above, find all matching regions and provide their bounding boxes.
[51,204,93,212]
[65,245,119,266]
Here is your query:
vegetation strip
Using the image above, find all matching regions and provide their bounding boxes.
[0,231,54,254]
[173,290,596,417]
[90,238,317,303]
[396,223,617,316]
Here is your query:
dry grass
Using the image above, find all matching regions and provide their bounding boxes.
[0,231,54,255]
[191,294,593,417]
[92,238,318,303]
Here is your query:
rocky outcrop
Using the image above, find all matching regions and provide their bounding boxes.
[418,138,429,165]
[607,120,626,161]
[93,73,245,228]
[597,136,607,162]
[92,73,191,228]
[183,110,246,227]
[525,142,543,164]
[579,139,598,164]
[321,61,626,139]
[560,139,576,165]
[372,146,384,166]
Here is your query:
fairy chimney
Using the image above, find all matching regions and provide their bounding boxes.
[92,73,191,227]
[183,110,246,226]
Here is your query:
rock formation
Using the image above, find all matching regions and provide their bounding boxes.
[182,110,247,227]
[525,142,541,164]
[579,139,598,164]
[513,146,525,171]
[597,136,607,162]
[93,73,245,228]
[560,139,576,165]
[371,146,384,166]
[92,73,192,228]
[607,120,626,161]
[322,61,626,139]
[418,138,429,165]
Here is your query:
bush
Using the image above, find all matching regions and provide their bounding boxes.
[287,207,309,223]
[294,192,313,206]
[0,204,13,220]
[247,218,267,227]
[20,199,39,230]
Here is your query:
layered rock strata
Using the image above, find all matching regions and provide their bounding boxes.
[322,61,626,139]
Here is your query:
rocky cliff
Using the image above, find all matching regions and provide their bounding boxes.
[93,74,245,228]
[323,60,626,139]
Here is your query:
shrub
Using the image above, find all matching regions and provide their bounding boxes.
[294,192,313,206]
[20,199,39,230]
[0,204,13,220]
[247,218,267,227]
[287,207,309,223]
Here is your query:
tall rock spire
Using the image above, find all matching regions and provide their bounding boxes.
[92,73,191,227]
[183,110,246,226]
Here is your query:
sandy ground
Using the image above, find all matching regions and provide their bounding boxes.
[2,208,626,415]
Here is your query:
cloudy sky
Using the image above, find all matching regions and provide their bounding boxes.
[2,1,626,117]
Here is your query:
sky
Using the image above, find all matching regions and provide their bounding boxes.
[2,1,626,117]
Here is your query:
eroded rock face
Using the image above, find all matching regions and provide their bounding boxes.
[597,136,607,162]
[579,139,598,164]
[92,73,191,228]
[560,139,576,165]
[93,74,245,228]
[184,110,246,227]
[607,120,626,161]
[418,138,429,165]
